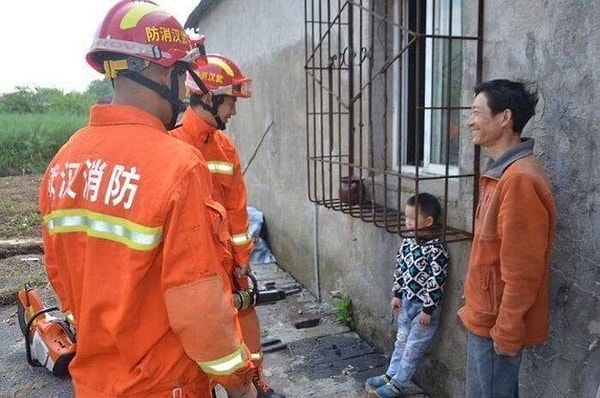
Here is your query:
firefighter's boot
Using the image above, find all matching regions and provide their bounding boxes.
[252,369,285,398]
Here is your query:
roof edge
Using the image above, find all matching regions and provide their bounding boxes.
[184,0,218,30]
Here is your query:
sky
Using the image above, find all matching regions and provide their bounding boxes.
[0,1,200,94]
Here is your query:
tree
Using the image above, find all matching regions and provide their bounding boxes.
[0,87,38,113]
[86,79,114,103]
[0,79,113,114]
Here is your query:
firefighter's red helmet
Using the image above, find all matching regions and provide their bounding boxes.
[186,54,252,98]
[86,0,198,74]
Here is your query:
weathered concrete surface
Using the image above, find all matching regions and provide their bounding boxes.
[0,239,43,259]
[242,262,430,398]
[0,240,44,306]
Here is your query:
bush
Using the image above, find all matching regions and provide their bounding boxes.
[0,113,87,176]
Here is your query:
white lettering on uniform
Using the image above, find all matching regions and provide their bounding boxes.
[47,160,142,210]
[59,162,81,199]
[47,165,60,198]
[84,159,107,202]
[104,165,140,209]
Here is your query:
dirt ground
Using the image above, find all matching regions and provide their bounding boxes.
[0,174,71,396]
[0,174,49,305]
[0,174,43,240]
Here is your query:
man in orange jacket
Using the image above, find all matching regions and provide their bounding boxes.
[39,1,256,397]
[458,79,556,397]
[171,54,285,398]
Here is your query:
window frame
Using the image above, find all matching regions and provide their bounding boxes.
[304,0,483,243]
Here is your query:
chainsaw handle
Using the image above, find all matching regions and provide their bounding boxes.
[24,306,59,367]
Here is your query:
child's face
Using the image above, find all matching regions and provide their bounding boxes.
[404,204,434,231]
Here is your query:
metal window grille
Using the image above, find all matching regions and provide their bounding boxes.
[304,0,483,243]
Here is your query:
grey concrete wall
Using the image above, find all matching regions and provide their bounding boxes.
[479,2,600,397]
[190,1,598,397]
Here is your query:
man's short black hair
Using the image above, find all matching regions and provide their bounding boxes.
[406,193,442,225]
[474,79,538,134]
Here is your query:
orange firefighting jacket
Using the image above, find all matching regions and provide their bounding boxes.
[39,105,253,397]
[171,108,254,267]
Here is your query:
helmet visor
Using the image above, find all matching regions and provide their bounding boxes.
[212,79,252,98]
[233,79,252,97]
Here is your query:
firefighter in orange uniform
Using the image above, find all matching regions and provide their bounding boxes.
[38,1,256,397]
[171,54,285,398]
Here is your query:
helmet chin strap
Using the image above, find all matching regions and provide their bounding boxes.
[214,116,226,130]
[120,69,186,130]
[204,95,226,130]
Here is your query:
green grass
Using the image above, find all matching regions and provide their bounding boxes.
[0,113,87,176]
[333,296,355,330]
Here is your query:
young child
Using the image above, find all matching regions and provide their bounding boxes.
[365,193,450,398]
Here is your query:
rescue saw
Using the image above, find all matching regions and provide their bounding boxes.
[16,273,286,376]
[16,283,76,376]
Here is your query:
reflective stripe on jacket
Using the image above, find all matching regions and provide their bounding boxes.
[171,108,254,266]
[39,105,252,396]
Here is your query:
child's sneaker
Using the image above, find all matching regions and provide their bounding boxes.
[365,375,390,394]
[372,382,403,398]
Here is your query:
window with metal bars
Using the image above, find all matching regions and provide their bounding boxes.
[304,0,482,243]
